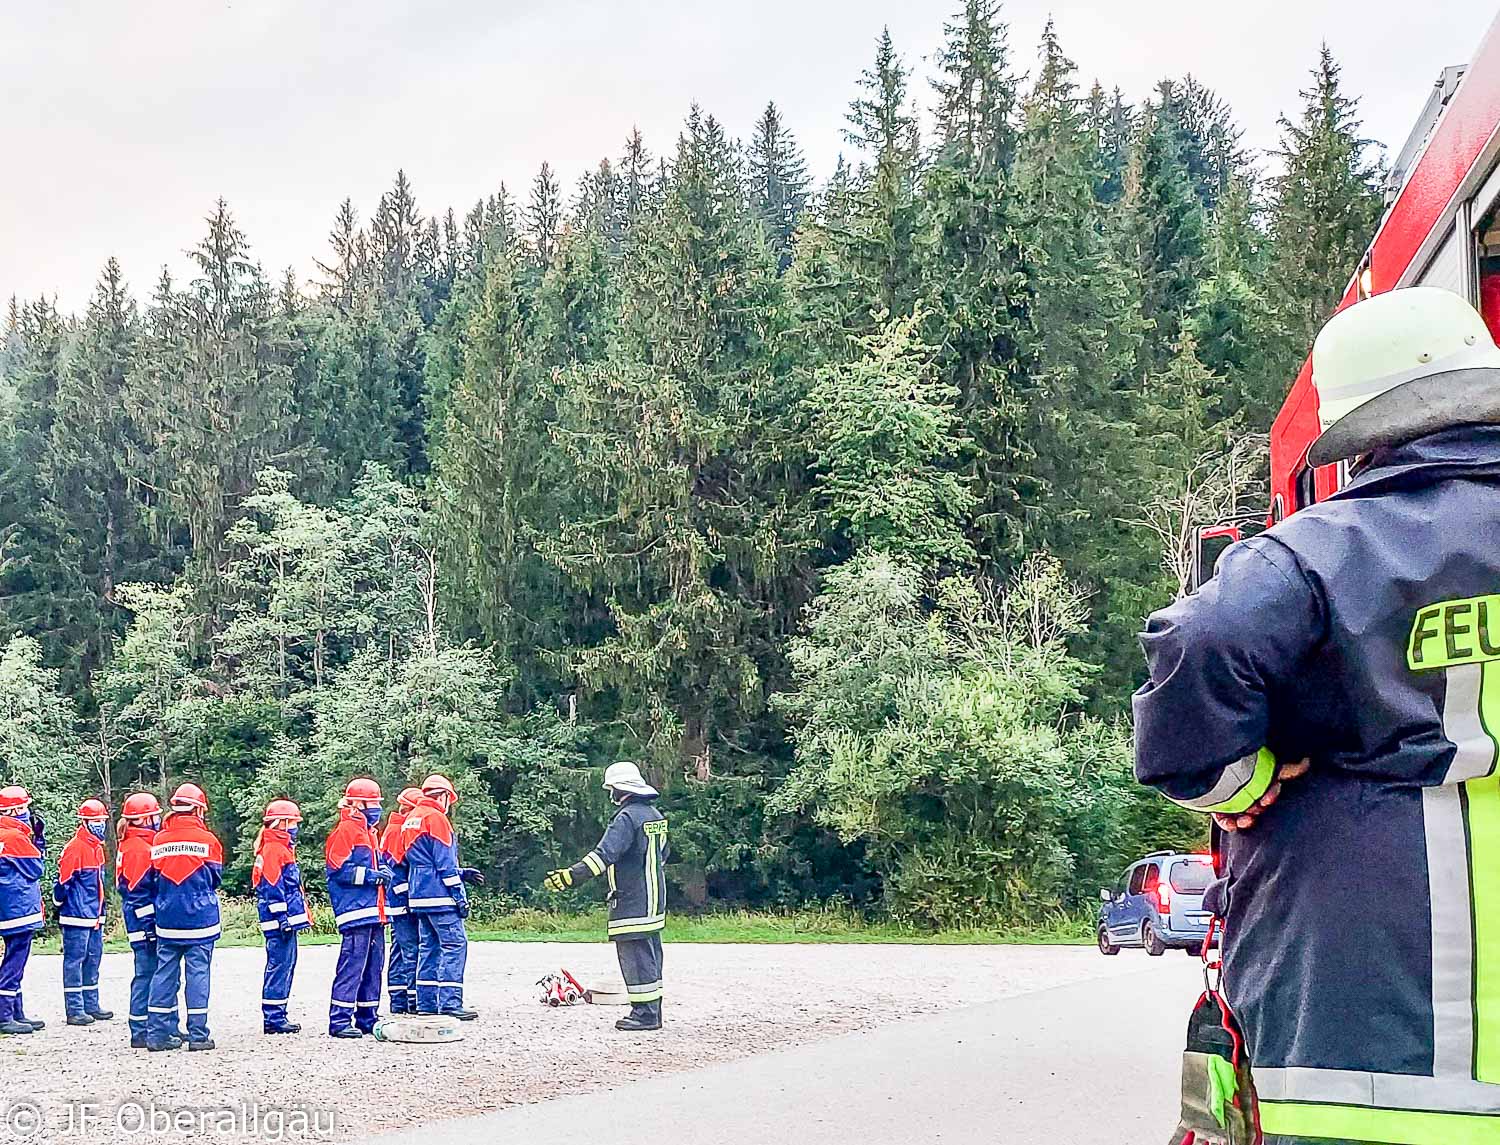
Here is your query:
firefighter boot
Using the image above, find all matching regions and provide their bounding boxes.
[615,1002,662,1032]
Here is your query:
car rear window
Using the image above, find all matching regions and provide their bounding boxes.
[1169,860,1214,893]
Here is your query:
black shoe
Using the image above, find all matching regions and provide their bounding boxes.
[21,1018,44,1031]
[263,1022,301,1035]
[329,1027,363,1039]
[67,1014,95,1026]
[131,1034,148,1049]
[146,1037,183,1052]
[0,1020,34,1035]
[88,1009,113,1021]
[187,1038,215,1051]
[440,1006,479,1022]
[614,1005,662,1032]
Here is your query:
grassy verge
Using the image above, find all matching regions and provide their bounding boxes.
[35,900,1093,953]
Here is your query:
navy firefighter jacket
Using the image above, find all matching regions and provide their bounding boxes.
[324,808,385,932]
[53,825,107,929]
[1133,427,1500,1140]
[568,796,669,940]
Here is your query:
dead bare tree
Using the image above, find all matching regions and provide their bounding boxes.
[1135,433,1270,599]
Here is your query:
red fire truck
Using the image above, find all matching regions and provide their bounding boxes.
[1200,14,1500,571]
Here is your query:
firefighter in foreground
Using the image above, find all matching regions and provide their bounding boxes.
[544,762,668,1032]
[1134,287,1500,1143]
[116,792,162,1048]
[325,778,388,1037]
[0,785,44,1035]
[146,783,223,1052]
[54,799,112,1025]
[254,799,309,1034]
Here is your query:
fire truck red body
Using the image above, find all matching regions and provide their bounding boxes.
[1269,14,1500,520]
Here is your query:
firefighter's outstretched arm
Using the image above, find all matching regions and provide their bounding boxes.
[544,811,635,891]
[1134,535,1327,819]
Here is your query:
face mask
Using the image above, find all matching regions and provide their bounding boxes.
[87,823,107,840]
[362,807,382,828]
[286,826,300,845]
[14,810,29,824]
[145,816,161,832]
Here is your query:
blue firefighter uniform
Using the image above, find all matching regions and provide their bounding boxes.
[0,813,44,1032]
[325,807,386,1034]
[54,823,108,1021]
[116,822,159,1044]
[561,795,669,1024]
[381,813,417,1015]
[254,827,309,1032]
[1134,427,1500,1143]
[147,813,223,1049]
[402,797,470,1015]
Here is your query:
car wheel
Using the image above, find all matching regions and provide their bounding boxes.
[1143,921,1166,957]
[1097,926,1119,956]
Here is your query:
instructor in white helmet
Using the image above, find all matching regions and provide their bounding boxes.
[1134,286,1500,1144]
[544,762,669,1032]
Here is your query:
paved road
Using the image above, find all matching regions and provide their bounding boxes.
[379,955,1201,1145]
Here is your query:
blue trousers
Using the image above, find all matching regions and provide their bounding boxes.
[329,924,384,1033]
[61,925,104,1017]
[387,915,417,1013]
[262,929,299,1027]
[128,940,157,1039]
[147,941,213,1046]
[0,931,33,1023]
[414,911,466,1014]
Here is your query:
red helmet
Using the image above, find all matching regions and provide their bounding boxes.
[421,773,457,803]
[344,777,382,802]
[397,787,422,811]
[78,799,110,822]
[121,792,161,821]
[263,799,303,824]
[169,783,209,812]
[0,786,31,814]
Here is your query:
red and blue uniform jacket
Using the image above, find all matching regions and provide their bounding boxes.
[53,825,106,929]
[0,816,44,936]
[252,828,309,934]
[380,813,410,918]
[149,814,223,944]
[324,809,385,932]
[116,825,157,945]
[400,798,467,915]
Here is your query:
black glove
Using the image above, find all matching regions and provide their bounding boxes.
[460,867,486,886]
[30,812,45,847]
[456,899,471,920]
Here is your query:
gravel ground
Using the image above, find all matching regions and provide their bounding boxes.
[0,941,1154,1143]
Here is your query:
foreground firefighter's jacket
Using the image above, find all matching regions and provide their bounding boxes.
[1134,426,1500,1144]
[569,796,670,939]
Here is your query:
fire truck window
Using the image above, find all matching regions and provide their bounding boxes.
[1295,466,1317,511]
[1478,206,1500,342]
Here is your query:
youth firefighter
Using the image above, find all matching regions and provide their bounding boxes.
[146,783,223,1052]
[254,799,309,1034]
[544,762,669,1032]
[54,798,112,1025]
[1135,287,1500,1143]
[402,773,478,1020]
[381,787,421,1015]
[0,785,44,1035]
[325,778,388,1037]
[116,792,162,1049]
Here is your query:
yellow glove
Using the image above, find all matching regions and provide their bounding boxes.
[543,868,574,892]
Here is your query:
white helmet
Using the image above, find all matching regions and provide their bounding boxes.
[1309,286,1500,466]
[602,761,658,798]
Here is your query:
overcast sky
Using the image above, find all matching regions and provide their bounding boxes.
[2,0,1498,311]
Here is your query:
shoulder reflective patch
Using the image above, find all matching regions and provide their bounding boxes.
[1409,595,1500,671]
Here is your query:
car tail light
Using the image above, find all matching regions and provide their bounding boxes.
[1157,885,1172,911]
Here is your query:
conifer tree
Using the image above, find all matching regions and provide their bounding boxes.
[527,162,563,271]
[747,102,811,270]
[1267,45,1384,356]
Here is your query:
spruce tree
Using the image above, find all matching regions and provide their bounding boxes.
[1267,45,1384,357]
[527,162,563,271]
[746,102,811,271]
